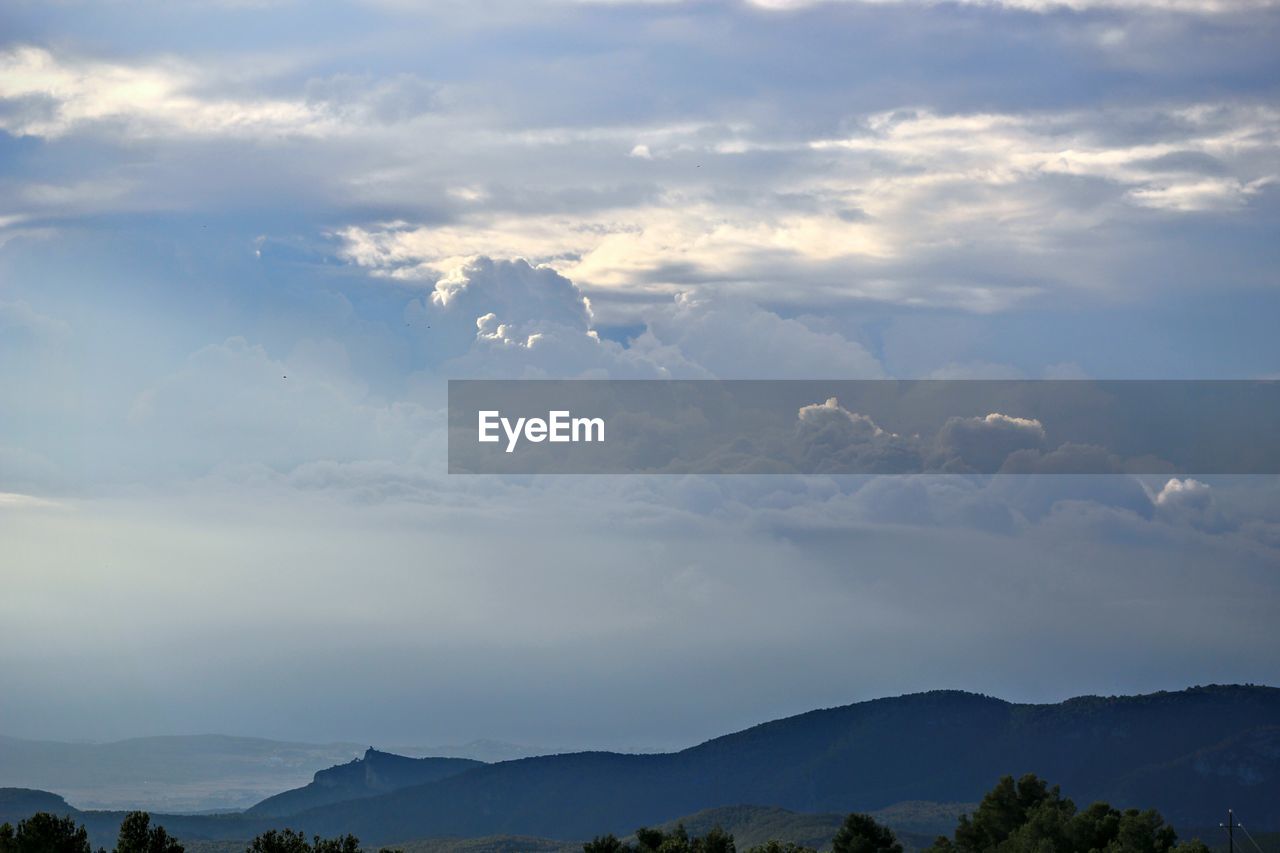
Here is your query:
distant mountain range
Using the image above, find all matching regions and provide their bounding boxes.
[0,734,545,812]
[0,734,365,812]
[2,686,1277,849]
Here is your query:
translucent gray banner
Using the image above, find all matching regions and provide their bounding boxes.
[447,380,1280,475]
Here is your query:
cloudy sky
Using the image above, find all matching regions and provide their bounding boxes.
[1,0,1278,750]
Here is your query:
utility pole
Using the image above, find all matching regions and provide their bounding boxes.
[1222,809,1236,853]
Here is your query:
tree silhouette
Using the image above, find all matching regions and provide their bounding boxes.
[244,830,396,853]
[831,814,902,853]
[590,824,737,853]
[114,812,183,853]
[926,774,1213,853]
[0,813,90,853]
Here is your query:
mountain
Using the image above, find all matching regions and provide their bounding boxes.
[274,686,1280,843]
[0,789,79,827]
[0,734,365,812]
[1104,725,1280,824]
[245,750,483,818]
[3,686,1278,848]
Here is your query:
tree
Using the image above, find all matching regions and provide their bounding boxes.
[630,825,736,853]
[693,827,735,853]
[248,830,312,853]
[115,812,183,853]
[5,814,91,853]
[310,838,360,853]
[744,843,817,853]
[584,835,631,853]
[925,775,1207,853]
[831,814,902,853]
[950,774,1070,853]
[245,831,361,853]
[241,824,371,850]
[634,828,666,852]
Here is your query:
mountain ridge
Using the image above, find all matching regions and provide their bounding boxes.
[273,685,1280,842]
[3,686,1277,847]
[245,750,484,818]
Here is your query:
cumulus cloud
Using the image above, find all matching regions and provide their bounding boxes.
[999,442,1124,474]
[632,293,886,379]
[792,398,924,473]
[1151,476,1235,533]
[397,257,888,379]
[787,404,1145,476]
[463,385,1226,478]
[432,257,594,334]
[403,257,667,378]
[1155,476,1212,507]
[797,397,886,437]
[933,412,1046,473]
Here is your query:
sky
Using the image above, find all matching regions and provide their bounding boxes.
[0,0,1278,751]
